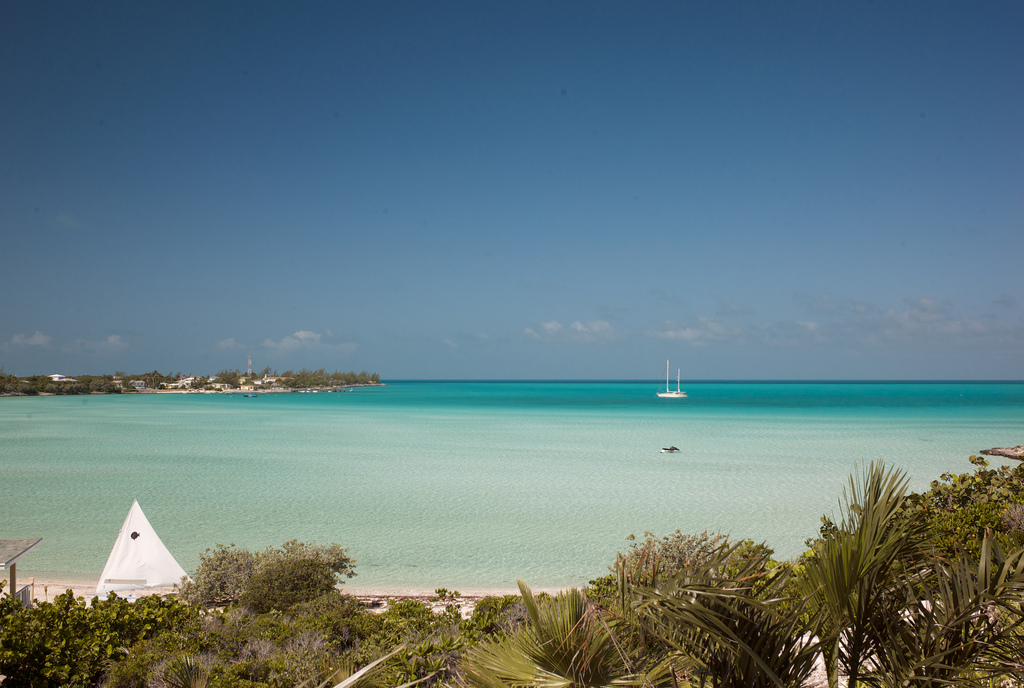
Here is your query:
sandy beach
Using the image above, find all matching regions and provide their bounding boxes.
[25,578,531,616]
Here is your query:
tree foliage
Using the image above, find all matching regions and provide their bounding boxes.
[619,529,775,584]
[0,591,199,688]
[625,540,818,688]
[283,369,380,388]
[902,454,1024,559]
[462,581,642,688]
[177,540,355,608]
[238,557,337,614]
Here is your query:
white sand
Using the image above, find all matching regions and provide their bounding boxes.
[25,578,547,616]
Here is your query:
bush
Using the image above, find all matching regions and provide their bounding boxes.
[178,540,355,608]
[178,543,258,607]
[467,595,526,636]
[294,592,383,650]
[0,591,199,688]
[902,454,1024,558]
[618,529,775,583]
[1004,502,1024,533]
[239,558,336,614]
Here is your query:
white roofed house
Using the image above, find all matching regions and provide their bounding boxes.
[47,374,77,383]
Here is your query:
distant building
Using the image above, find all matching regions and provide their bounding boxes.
[48,374,78,383]
[130,380,146,390]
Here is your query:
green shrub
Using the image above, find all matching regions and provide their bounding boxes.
[618,529,775,584]
[178,540,354,608]
[902,454,1024,558]
[239,558,336,614]
[293,592,382,650]
[466,594,526,637]
[0,592,198,688]
[1004,502,1024,532]
[178,543,258,607]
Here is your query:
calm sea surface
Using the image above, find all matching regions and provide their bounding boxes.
[2,382,1022,591]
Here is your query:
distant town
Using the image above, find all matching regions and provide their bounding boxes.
[0,366,381,396]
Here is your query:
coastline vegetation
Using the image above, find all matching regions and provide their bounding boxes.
[2,452,1023,687]
[0,367,380,396]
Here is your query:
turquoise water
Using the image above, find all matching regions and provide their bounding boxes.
[2,382,1022,592]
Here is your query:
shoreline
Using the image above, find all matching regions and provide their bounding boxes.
[22,578,534,615]
[0,382,386,398]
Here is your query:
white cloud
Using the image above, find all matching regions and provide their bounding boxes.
[258,330,357,355]
[750,320,826,347]
[524,319,622,343]
[796,293,874,317]
[10,331,52,347]
[67,334,128,353]
[901,297,949,323]
[648,317,743,346]
[217,338,240,350]
[646,294,1024,365]
[264,330,322,351]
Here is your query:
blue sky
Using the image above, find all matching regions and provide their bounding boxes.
[2,2,1022,379]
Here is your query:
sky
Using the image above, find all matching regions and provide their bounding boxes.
[2,2,1022,380]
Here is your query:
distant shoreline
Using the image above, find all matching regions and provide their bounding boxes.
[0,382,385,398]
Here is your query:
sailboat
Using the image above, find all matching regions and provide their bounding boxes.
[657,360,688,398]
[96,500,191,595]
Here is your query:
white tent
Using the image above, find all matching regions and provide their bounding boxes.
[96,500,191,595]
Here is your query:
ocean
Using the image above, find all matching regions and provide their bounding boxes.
[2,381,1022,592]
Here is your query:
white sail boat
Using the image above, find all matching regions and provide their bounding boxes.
[96,500,191,595]
[657,360,687,398]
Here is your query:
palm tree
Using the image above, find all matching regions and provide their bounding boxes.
[865,535,1024,688]
[623,537,820,688]
[461,580,650,688]
[797,461,1024,688]
[797,462,931,688]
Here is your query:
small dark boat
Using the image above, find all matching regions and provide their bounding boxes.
[660,446,680,453]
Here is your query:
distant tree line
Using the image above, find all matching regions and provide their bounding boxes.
[0,371,126,396]
[282,368,380,388]
[0,367,381,395]
[213,367,380,389]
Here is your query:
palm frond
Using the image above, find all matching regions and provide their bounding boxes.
[461,580,642,688]
[797,462,933,687]
[626,537,819,688]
